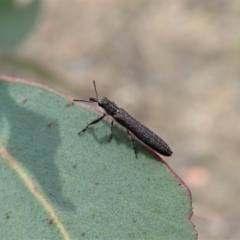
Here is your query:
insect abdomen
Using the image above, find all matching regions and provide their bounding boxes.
[113,109,173,156]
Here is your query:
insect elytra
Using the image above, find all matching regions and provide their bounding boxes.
[73,81,173,158]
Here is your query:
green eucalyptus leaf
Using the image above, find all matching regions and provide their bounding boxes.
[0,0,40,49]
[0,76,196,239]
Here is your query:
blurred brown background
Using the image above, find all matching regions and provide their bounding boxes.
[1,1,240,239]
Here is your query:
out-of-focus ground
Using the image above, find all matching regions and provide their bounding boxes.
[1,1,240,239]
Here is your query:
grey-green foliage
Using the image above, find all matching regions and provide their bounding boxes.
[0,77,196,240]
[0,0,40,49]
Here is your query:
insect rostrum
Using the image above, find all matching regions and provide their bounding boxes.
[73,81,173,158]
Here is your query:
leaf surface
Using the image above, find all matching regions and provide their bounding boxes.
[0,76,196,239]
[0,0,40,49]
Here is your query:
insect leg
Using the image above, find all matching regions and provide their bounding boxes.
[108,120,114,142]
[78,114,106,135]
[127,130,138,158]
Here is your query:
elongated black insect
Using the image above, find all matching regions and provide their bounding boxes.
[73,81,173,158]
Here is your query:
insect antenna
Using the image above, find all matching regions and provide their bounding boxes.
[73,99,93,103]
[73,80,99,103]
[92,80,99,100]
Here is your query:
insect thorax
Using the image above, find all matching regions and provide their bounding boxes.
[98,97,119,116]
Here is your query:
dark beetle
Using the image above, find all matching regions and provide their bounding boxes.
[73,81,172,158]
